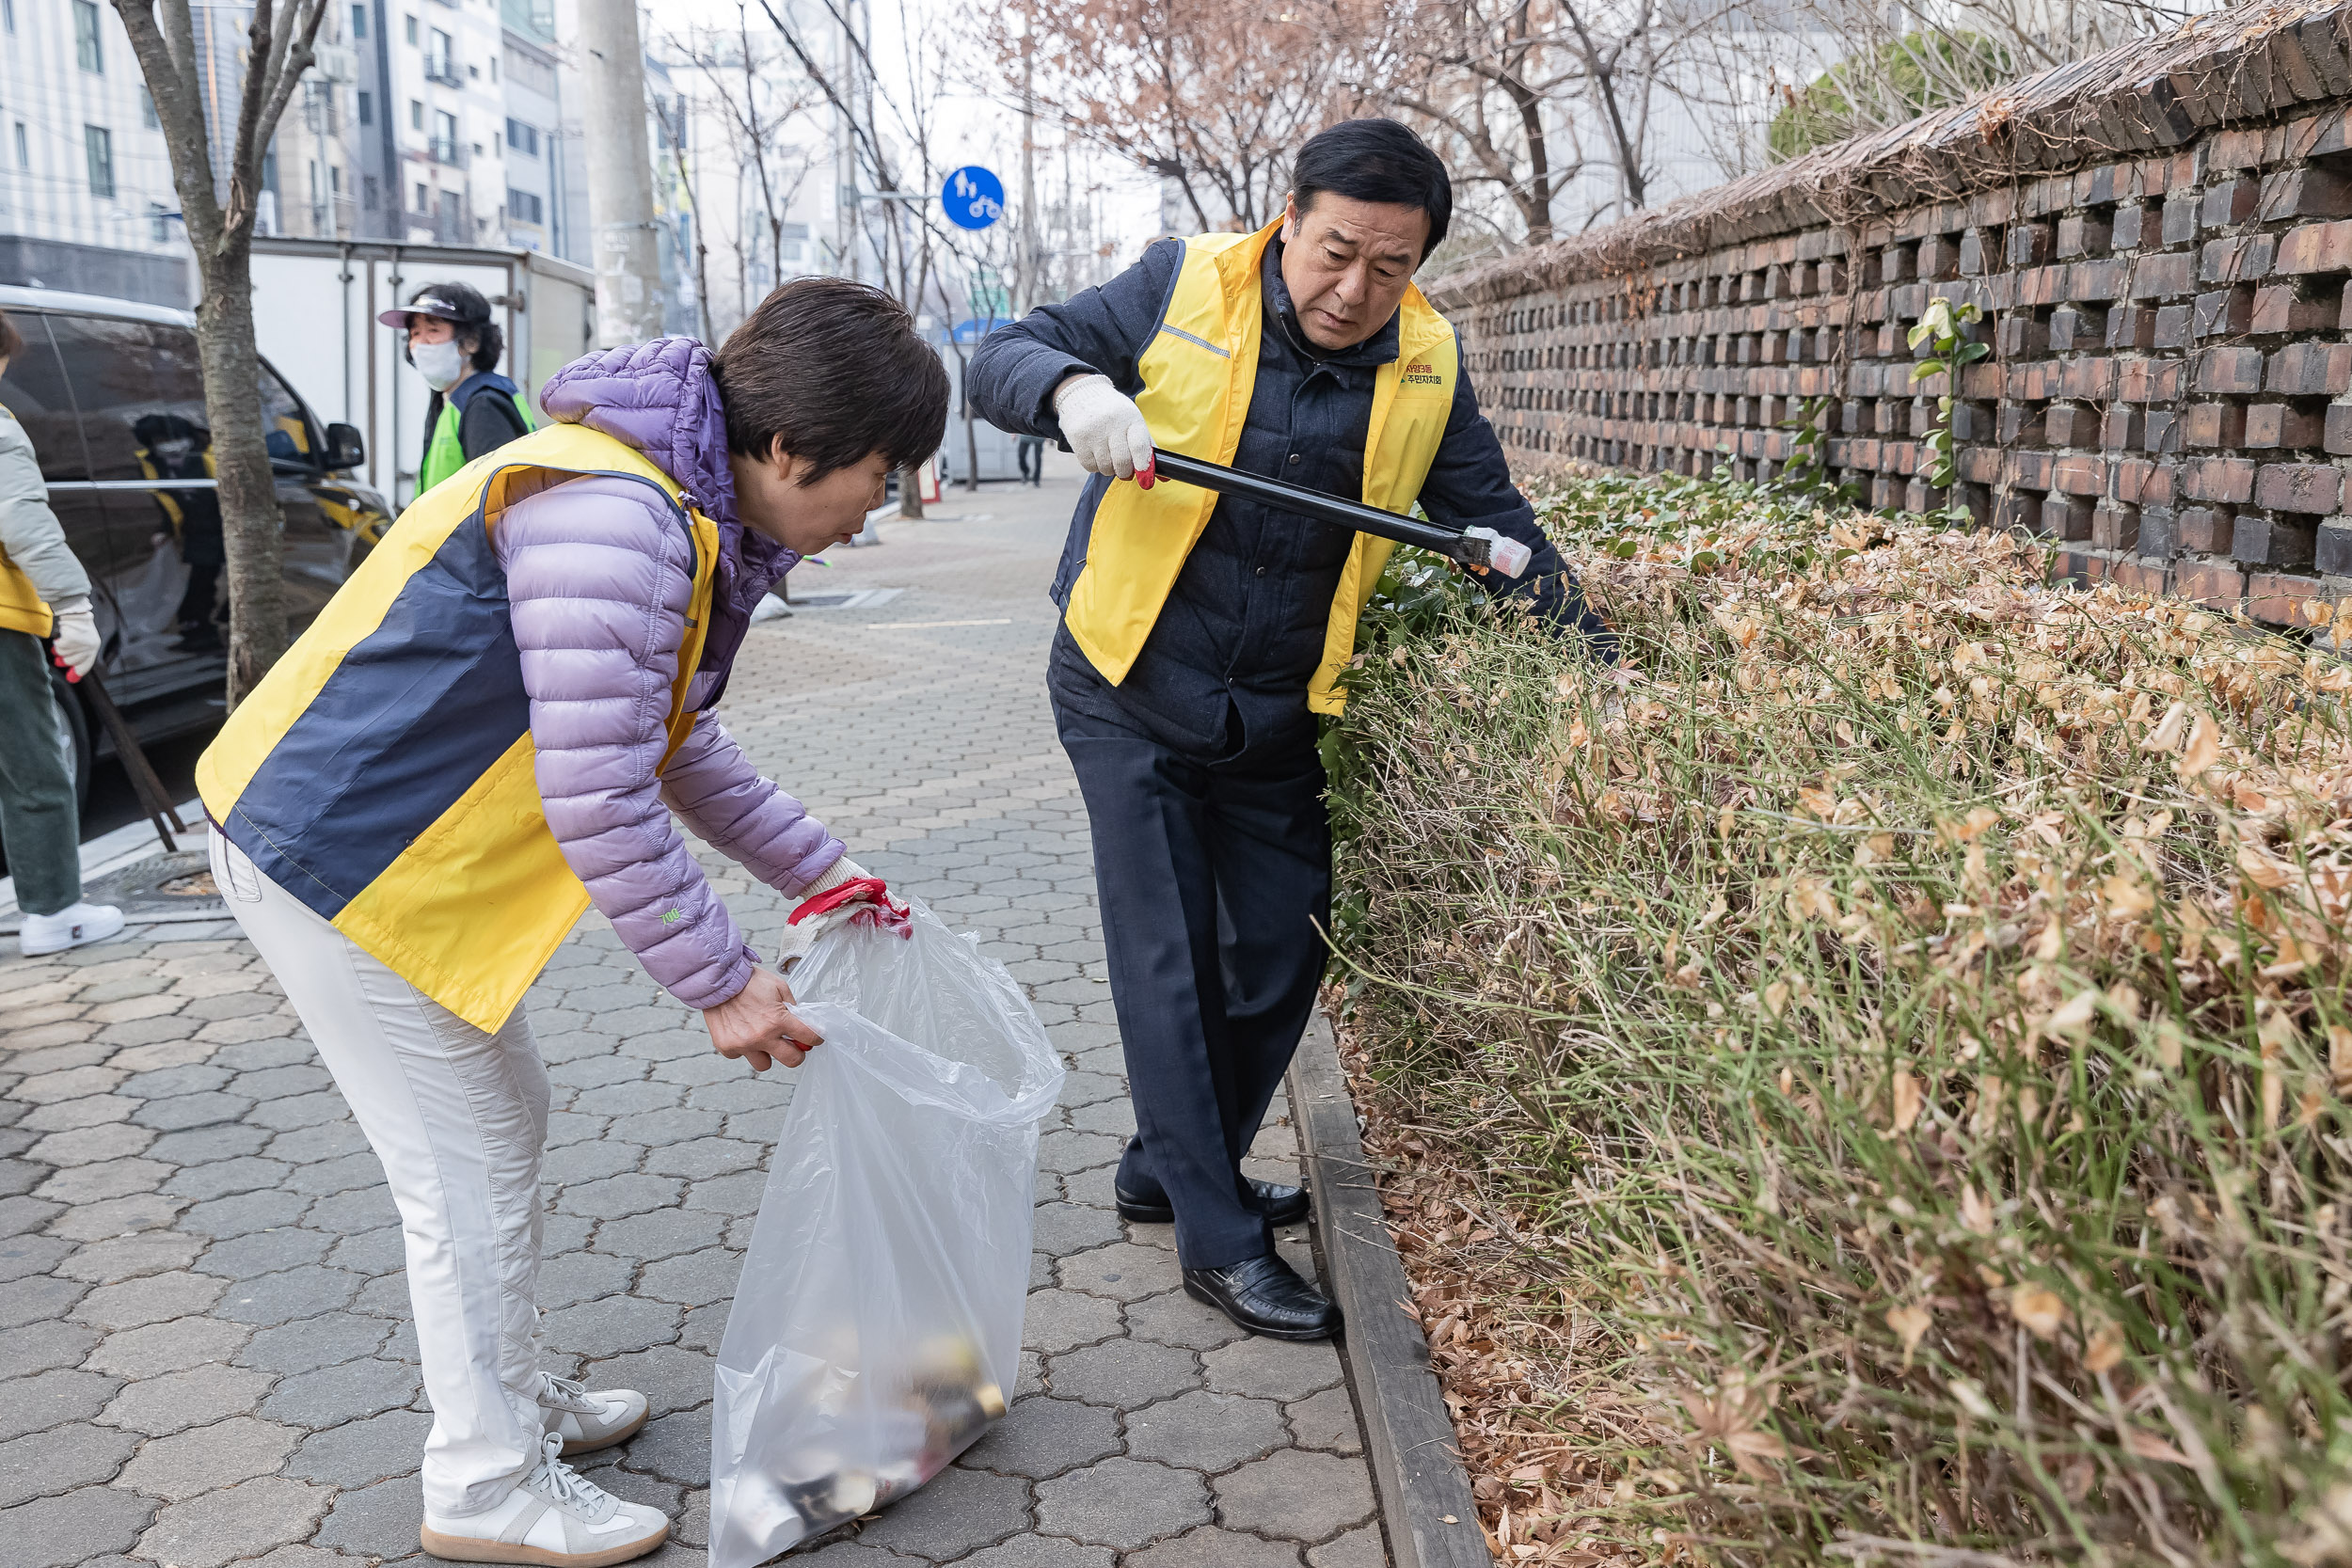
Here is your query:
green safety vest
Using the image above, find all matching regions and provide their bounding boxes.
[419,372,537,498]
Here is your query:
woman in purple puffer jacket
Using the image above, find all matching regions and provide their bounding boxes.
[198,279,949,1563]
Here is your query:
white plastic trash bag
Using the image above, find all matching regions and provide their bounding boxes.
[707,895,1065,1564]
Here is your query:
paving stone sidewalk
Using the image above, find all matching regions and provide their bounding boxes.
[0,457,1391,1568]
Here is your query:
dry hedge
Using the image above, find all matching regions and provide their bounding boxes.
[1325,472,2352,1566]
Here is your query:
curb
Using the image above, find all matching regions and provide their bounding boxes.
[1289,1010,1491,1568]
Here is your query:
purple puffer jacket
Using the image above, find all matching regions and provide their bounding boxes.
[499,337,842,1010]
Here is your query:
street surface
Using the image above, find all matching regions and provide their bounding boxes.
[0,451,1388,1568]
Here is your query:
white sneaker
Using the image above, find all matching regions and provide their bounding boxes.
[19,901,124,957]
[420,1433,668,1566]
[539,1371,650,1455]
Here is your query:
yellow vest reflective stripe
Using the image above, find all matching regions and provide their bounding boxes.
[1061,218,1459,715]
[197,423,718,1032]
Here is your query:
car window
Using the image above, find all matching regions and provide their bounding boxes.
[49,314,176,483]
[257,362,317,465]
[0,313,91,481]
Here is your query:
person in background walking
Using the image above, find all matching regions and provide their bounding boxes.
[385,282,536,499]
[1016,433,1045,485]
[968,119,1609,1342]
[0,309,120,957]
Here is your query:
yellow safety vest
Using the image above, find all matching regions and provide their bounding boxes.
[1,410,55,637]
[197,423,719,1033]
[0,551,50,639]
[1061,218,1459,715]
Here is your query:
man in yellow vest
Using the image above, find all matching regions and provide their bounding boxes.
[970,119,1606,1341]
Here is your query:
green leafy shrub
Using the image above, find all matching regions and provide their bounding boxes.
[1769,33,2014,161]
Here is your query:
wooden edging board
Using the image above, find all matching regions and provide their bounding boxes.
[1288,1010,1492,1568]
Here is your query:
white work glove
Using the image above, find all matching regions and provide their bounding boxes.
[49,599,99,679]
[1053,373,1155,483]
[774,857,909,971]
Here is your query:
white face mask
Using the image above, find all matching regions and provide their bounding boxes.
[412,338,466,391]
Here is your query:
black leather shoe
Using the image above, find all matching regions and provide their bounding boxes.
[1183,1254,1342,1341]
[1116,1179,1310,1227]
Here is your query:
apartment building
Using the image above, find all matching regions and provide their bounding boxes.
[2,0,691,325]
[264,5,379,243]
[498,0,565,256]
[0,0,191,304]
[658,3,848,340]
[380,0,509,245]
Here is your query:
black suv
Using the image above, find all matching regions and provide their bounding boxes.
[0,287,393,797]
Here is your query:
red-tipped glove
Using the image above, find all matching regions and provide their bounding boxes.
[776,857,909,970]
[49,600,99,680]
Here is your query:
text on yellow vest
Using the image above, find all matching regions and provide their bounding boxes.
[1059,218,1458,715]
[197,423,719,1032]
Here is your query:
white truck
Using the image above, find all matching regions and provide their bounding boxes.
[247,237,594,512]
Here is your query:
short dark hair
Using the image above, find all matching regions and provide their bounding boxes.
[0,309,23,365]
[1291,119,1453,261]
[711,277,948,482]
[465,322,503,373]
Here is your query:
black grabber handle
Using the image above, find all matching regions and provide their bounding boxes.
[1047,426,1530,575]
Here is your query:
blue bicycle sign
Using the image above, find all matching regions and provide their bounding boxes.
[943,166,1006,230]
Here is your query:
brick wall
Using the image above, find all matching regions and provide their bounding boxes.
[1429,3,2352,626]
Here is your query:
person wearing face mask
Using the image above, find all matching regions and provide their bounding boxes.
[0,309,121,957]
[966,119,1612,1343]
[199,279,949,1562]
[383,282,536,499]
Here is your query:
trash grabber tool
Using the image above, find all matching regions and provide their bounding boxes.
[54,654,186,853]
[1142,450,1534,577]
[1047,423,1535,577]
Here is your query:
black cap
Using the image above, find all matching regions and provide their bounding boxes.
[379,280,492,329]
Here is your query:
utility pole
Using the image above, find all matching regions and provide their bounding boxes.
[828,0,862,281]
[580,0,664,345]
[1018,0,1036,314]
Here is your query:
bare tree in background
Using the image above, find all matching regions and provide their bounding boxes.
[113,0,330,702]
[648,93,719,345]
[1377,0,1583,246]
[1675,0,2211,172]
[997,0,1381,234]
[1553,0,1690,214]
[669,5,822,336]
[756,0,958,515]
[1366,0,1722,255]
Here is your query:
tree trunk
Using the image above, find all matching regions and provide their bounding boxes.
[197,234,290,702]
[898,461,925,519]
[1502,75,1552,244]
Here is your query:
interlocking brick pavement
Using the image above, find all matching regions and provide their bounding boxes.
[0,453,1389,1568]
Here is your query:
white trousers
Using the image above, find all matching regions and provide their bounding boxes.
[212,829,548,1517]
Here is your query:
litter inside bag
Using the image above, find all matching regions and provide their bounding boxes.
[707,896,1064,1564]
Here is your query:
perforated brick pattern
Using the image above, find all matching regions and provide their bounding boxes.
[1436,8,2352,628]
